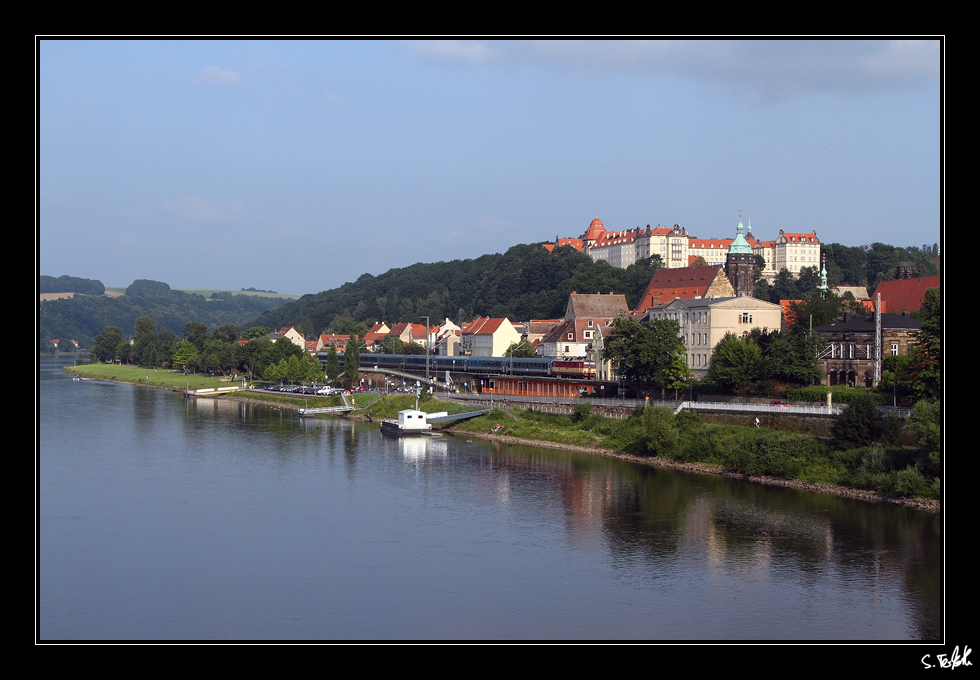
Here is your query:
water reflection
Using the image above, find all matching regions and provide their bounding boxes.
[39,358,941,640]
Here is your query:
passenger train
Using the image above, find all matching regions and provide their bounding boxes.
[328,353,597,380]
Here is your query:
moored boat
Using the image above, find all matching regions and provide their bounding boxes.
[380,409,432,436]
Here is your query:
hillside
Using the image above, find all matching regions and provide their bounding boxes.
[250,243,662,336]
[38,279,292,348]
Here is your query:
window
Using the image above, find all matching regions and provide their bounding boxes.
[588,320,593,327]
[891,344,899,355]
[567,333,573,340]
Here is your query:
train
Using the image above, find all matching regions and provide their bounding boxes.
[327,353,597,380]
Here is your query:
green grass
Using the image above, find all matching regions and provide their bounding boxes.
[65,363,233,390]
[364,394,470,419]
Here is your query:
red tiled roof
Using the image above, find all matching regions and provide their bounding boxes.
[871,275,941,313]
[635,265,727,311]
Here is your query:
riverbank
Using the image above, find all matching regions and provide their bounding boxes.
[58,369,940,512]
[456,428,940,513]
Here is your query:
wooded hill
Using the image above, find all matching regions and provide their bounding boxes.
[39,278,291,349]
[249,244,663,338]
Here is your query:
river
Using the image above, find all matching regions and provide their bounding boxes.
[38,358,942,640]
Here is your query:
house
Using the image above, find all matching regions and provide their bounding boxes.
[317,334,351,352]
[643,296,784,377]
[388,322,429,348]
[537,294,630,380]
[870,274,941,314]
[459,317,521,357]
[814,311,922,387]
[633,265,735,317]
[269,326,305,349]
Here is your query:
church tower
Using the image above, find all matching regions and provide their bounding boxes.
[726,219,756,296]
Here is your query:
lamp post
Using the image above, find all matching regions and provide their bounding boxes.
[420,315,430,387]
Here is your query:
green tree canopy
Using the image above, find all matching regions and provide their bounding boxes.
[605,317,690,397]
[91,326,124,363]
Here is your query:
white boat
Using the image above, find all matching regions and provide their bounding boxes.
[380,409,432,436]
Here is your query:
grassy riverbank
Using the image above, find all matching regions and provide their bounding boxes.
[449,405,940,507]
[64,363,234,390]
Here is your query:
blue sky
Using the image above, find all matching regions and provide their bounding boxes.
[38,39,942,295]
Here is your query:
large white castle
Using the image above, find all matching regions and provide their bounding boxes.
[543,216,821,281]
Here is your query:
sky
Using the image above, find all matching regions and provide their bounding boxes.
[38,39,942,296]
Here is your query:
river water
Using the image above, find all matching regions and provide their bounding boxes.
[38,358,942,640]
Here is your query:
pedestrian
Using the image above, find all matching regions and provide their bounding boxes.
[755,417,760,428]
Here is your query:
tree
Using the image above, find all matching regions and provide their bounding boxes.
[325,343,340,383]
[604,317,690,397]
[133,316,157,344]
[344,335,361,386]
[832,394,883,449]
[171,341,199,369]
[907,287,941,399]
[761,331,821,386]
[213,323,240,344]
[504,339,536,358]
[91,326,124,363]
[125,279,171,297]
[706,333,763,394]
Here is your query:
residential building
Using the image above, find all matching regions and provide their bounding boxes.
[814,311,922,387]
[459,317,522,357]
[633,265,735,317]
[870,274,941,314]
[643,296,784,377]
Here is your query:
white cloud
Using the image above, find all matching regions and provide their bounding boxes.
[405,40,498,65]
[193,65,242,85]
[407,39,940,97]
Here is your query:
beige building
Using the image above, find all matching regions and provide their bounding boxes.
[643,296,784,376]
[459,317,522,357]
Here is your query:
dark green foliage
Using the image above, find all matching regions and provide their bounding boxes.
[571,403,593,423]
[639,407,679,457]
[605,317,690,395]
[504,339,536,358]
[325,343,340,382]
[39,283,288,349]
[344,335,361,386]
[706,333,763,394]
[125,279,171,297]
[832,394,884,449]
[251,244,660,333]
[895,466,929,497]
[787,291,843,334]
[40,275,105,296]
[91,326,124,362]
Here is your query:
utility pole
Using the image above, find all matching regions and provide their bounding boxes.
[420,315,430,387]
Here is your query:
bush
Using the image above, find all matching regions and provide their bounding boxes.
[571,403,593,423]
[832,394,884,449]
[895,465,928,498]
[640,407,679,457]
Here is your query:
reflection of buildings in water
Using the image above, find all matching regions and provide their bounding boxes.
[398,436,448,461]
[400,436,427,461]
[686,498,836,579]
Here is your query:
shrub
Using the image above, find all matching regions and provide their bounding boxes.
[832,394,884,449]
[571,403,592,423]
[895,466,928,498]
[641,407,679,457]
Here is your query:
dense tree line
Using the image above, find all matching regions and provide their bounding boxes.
[251,245,663,334]
[90,316,324,383]
[39,279,290,349]
[821,242,940,290]
[39,275,105,296]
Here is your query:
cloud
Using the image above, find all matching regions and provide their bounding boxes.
[407,39,940,97]
[193,65,242,85]
[404,40,498,65]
